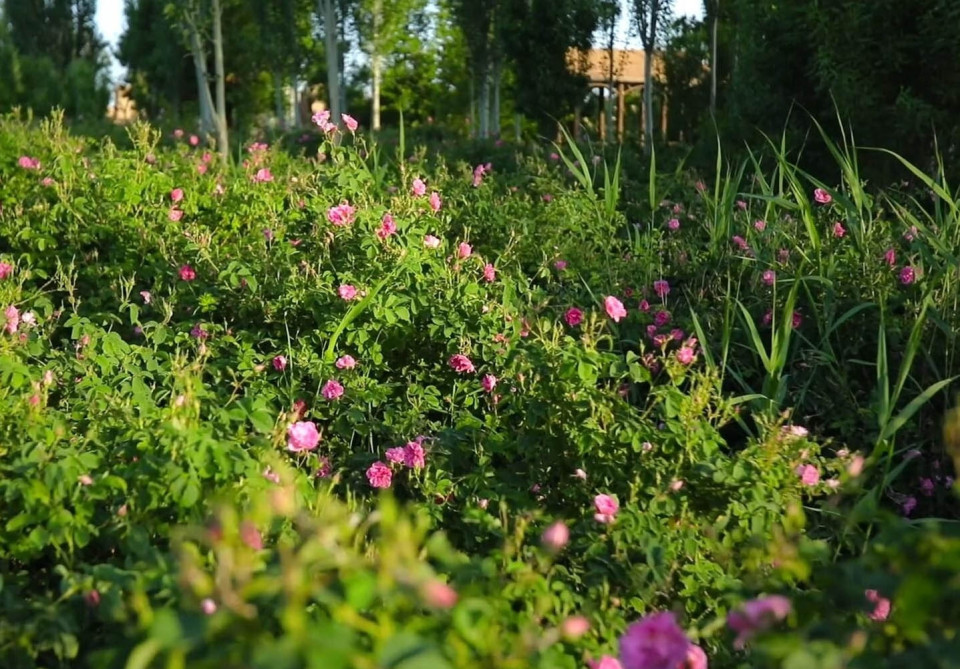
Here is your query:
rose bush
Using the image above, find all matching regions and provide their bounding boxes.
[1,113,959,668]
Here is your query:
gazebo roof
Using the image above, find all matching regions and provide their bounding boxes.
[567,48,666,86]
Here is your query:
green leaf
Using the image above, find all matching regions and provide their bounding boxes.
[125,639,163,669]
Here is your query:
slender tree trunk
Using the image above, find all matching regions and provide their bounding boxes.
[514,112,521,142]
[370,0,382,131]
[212,0,228,163]
[710,0,718,117]
[469,75,476,138]
[274,70,285,129]
[643,47,653,154]
[491,58,501,137]
[478,63,490,139]
[339,4,347,115]
[606,24,615,142]
[187,23,214,136]
[321,0,341,122]
[371,53,382,131]
[292,72,301,126]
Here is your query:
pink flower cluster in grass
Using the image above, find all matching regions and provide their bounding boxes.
[727,595,792,649]
[377,213,397,239]
[287,421,320,452]
[366,461,392,488]
[385,440,426,470]
[4,305,19,334]
[321,379,344,400]
[336,355,356,369]
[449,354,475,374]
[327,201,356,226]
[473,162,492,187]
[605,296,627,322]
[594,494,619,524]
[619,611,707,669]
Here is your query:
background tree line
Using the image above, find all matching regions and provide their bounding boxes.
[2,0,959,177]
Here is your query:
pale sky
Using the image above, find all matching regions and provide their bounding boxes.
[96,0,704,87]
[95,0,125,84]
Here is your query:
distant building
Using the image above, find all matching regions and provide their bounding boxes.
[567,48,671,143]
[107,84,138,124]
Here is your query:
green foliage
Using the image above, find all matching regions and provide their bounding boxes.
[2,113,960,669]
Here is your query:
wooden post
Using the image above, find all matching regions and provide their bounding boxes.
[639,84,646,149]
[660,92,668,141]
[574,101,582,141]
[616,83,625,143]
[598,87,606,142]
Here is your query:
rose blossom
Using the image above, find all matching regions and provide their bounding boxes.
[565,307,584,327]
[366,461,392,488]
[865,589,891,622]
[449,354,475,373]
[727,595,792,648]
[321,379,344,400]
[619,612,690,669]
[287,421,320,452]
[594,493,619,524]
[541,521,569,551]
[604,296,627,322]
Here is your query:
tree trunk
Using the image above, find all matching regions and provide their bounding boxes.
[212,0,228,163]
[643,47,653,155]
[371,53,382,131]
[187,23,215,136]
[370,0,382,131]
[320,0,341,123]
[710,0,718,117]
[274,70,285,129]
[478,64,490,139]
[468,75,476,138]
[291,72,301,126]
[606,24,615,142]
[339,4,347,115]
[490,58,501,137]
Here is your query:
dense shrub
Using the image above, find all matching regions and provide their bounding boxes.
[1,113,959,668]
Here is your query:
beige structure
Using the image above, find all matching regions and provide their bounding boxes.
[107,84,139,124]
[567,48,668,143]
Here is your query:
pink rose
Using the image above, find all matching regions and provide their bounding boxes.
[619,611,690,669]
[321,379,344,400]
[366,461,392,488]
[335,355,356,369]
[541,521,569,551]
[287,421,320,452]
[593,493,619,524]
[564,307,584,327]
[727,595,792,648]
[604,296,627,322]
[865,589,891,622]
[449,354,475,374]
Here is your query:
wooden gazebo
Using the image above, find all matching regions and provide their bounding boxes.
[567,48,668,143]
